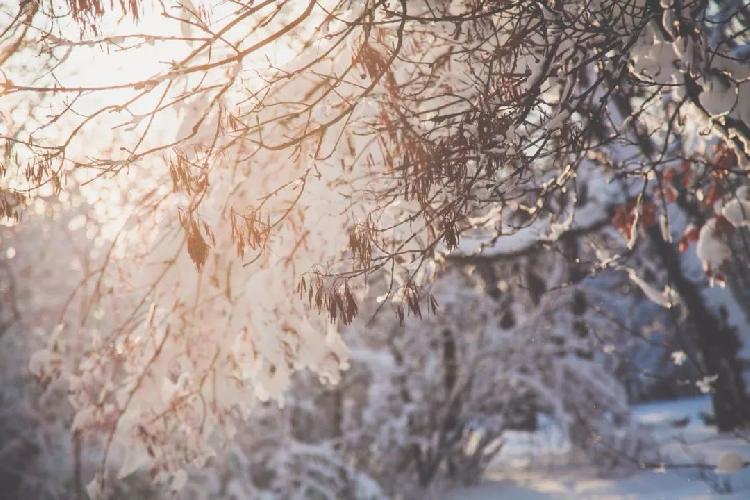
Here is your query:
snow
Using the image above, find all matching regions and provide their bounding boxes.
[444,397,750,499]
[622,267,678,309]
[696,218,732,279]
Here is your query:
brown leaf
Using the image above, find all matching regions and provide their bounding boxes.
[185,218,209,270]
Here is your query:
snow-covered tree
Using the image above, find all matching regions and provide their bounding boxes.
[1,0,749,495]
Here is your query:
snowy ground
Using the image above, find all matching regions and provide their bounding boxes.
[445,397,750,499]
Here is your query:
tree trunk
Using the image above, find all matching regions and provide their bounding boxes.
[646,226,749,430]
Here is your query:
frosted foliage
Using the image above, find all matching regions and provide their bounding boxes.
[14,3,451,489]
